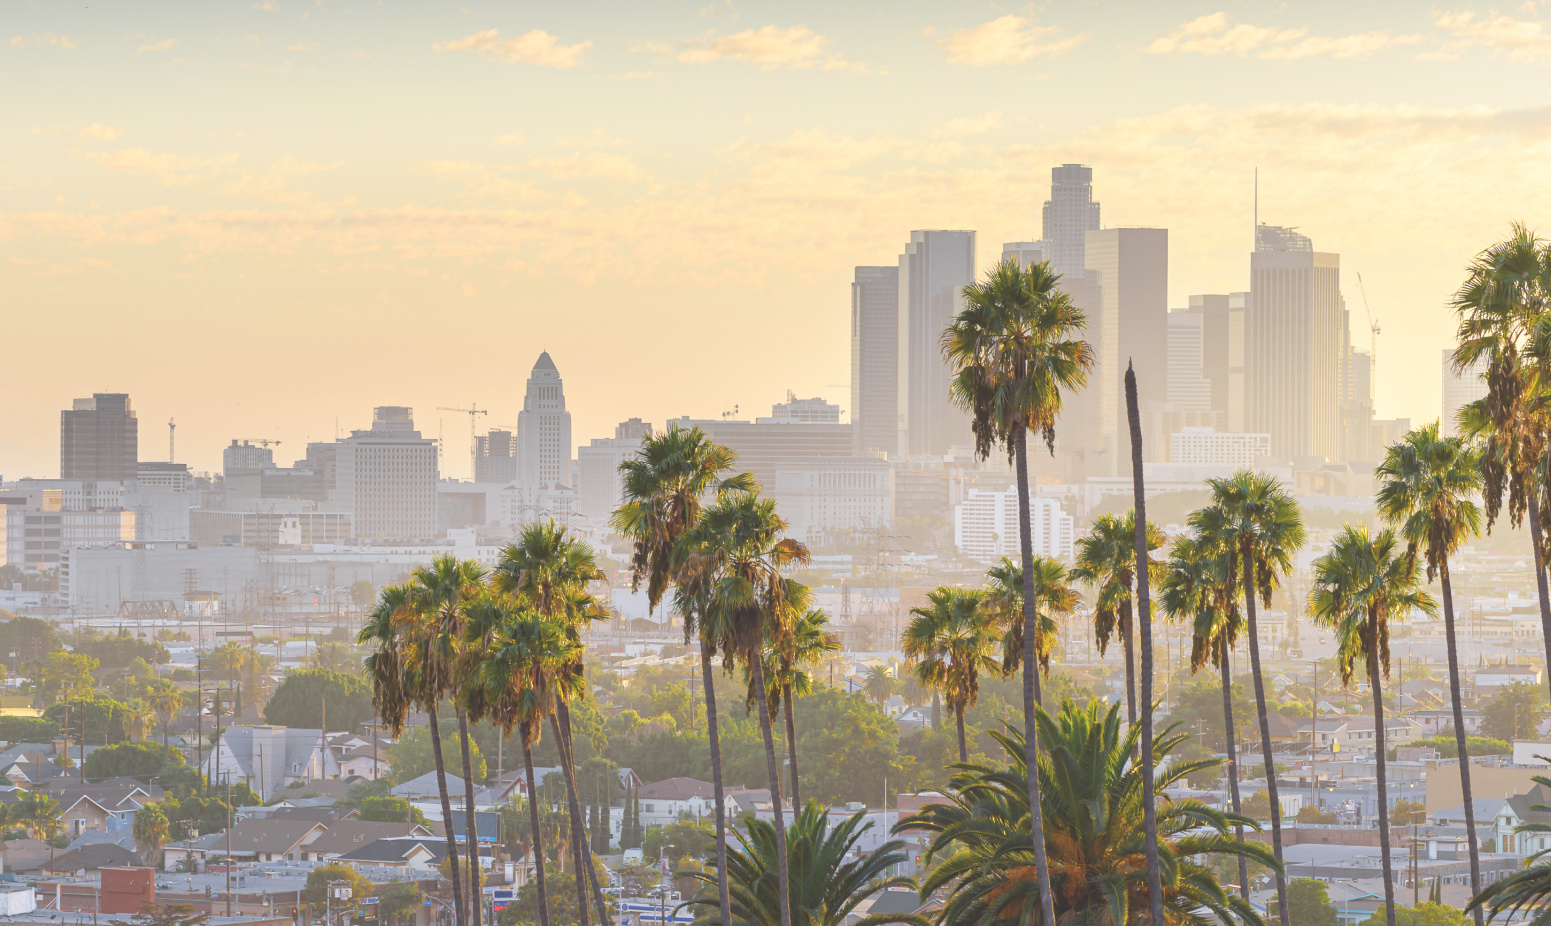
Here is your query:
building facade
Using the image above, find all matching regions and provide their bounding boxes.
[899,230,975,456]
[851,266,899,457]
[1085,227,1169,471]
[1443,349,1489,439]
[769,457,893,543]
[333,407,439,539]
[953,489,1073,561]
[1169,428,1272,467]
[1041,164,1101,281]
[576,418,651,522]
[516,352,573,489]
[474,429,518,485]
[60,394,138,483]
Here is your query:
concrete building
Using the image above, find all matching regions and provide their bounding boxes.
[1247,227,1344,462]
[663,410,852,491]
[60,394,138,483]
[769,457,893,543]
[502,483,579,532]
[334,406,439,539]
[474,429,518,485]
[1042,164,1100,281]
[1166,309,1212,413]
[1170,428,1272,468]
[765,394,840,424]
[851,266,899,457]
[899,230,975,456]
[516,352,573,489]
[222,440,275,474]
[2,501,134,571]
[576,418,651,522]
[1085,227,1169,471]
[1001,241,1043,270]
[1443,349,1489,438]
[953,489,1073,562]
[60,541,259,615]
[190,509,353,547]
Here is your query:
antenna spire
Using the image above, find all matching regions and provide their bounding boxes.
[1253,167,1258,252]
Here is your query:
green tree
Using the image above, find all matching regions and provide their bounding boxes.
[385,719,487,782]
[1361,903,1469,926]
[1071,512,1164,726]
[644,819,714,865]
[0,715,57,743]
[1242,788,1273,822]
[146,679,184,760]
[264,668,374,731]
[39,651,99,703]
[350,579,377,613]
[1279,879,1338,926]
[357,796,429,827]
[860,664,898,704]
[1391,799,1428,828]
[757,607,839,809]
[902,587,998,763]
[0,615,62,666]
[501,873,584,926]
[980,556,1074,690]
[377,883,423,926]
[44,696,137,744]
[85,741,184,781]
[1297,806,1338,824]
[133,804,170,867]
[1482,681,1547,741]
[301,863,371,908]
[790,687,909,806]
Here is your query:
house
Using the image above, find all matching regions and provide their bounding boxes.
[0,838,53,875]
[303,821,434,861]
[1475,666,1542,693]
[43,842,141,874]
[1493,786,1551,859]
[164,818,327,868]
[50,793,115,838]
[392,771,468,801]
[333,836,446,874]
[637,778,718,826]
[40,779,162,826]
[1409,708,1483,735]
[204,725,341,799]
[338,745,388,781]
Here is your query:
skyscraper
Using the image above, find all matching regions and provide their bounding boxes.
[1190,293,1249,432]
[334,406,439,539]
[1248,228,1344,461]
[1042,164,1101,281]
[60,393,138,482]
[1085,227,1169,469]
[474,429,518,484]
[516,352,573,488]
[1001,241,1043,270]
[1166,309,1211,412]
[899,230,975,456]
[850,266,899,457]
[1442,349,1489,438]
[577,418,651,522]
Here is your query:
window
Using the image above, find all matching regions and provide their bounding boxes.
[645,803,654,812]
[1504,834,1517,854]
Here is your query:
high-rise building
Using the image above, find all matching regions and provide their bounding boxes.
[223,440,275,475]
[664,410,851,491]
[1248,228,1344,461]
[517,352,573,488]
[851,266,899,457]
[899,230,975,456]
[1189,293,1249,431]
[1167,309,1212,412]
[334,406,439,539]
[474,429,518,484]
[1001,241,1044,270]
[576,418,651,522]
[1084,227,1169,470]
[954,489,1073,561]
[1443,349,1489,438]
[1042,164,1101,281]
[764,394,840,424]
[60,394,138,482]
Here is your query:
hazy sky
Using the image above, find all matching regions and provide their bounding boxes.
[6,1,1551,479]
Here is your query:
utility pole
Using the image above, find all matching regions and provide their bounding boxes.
[1310,661,1319,811]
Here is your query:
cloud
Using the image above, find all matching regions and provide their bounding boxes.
[79,123,121,141]
[495,131,526,147]
[433,28,591,69]
[285,43,320,52]
[931,112,1003,139]
[253,0,279,9]
[11,32,76,49]
[670,25,866,71]
[138,38,178,54]
[1149,12,1420,59]
[938,15,1081,66]
[1434,10,1551,61]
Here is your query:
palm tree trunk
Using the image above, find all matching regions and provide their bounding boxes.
[456,707,483,926]
[1529,495,1551,707]
[558,704,612,925]
[427,708,466,926]
[1440,560,1484,926]
[1368,634,1397,926]
[782,680,801,810]
[1012,427,1057,926]
[521,730,550,926]
[748,655,792,926]
[1219,637,1249,903]
[1242,555,1289,926]
[1121,602,1137,726]
[549,709,593,926]
[954,705,967,763]
[1124,363,1164,926]
[701,640,733,926]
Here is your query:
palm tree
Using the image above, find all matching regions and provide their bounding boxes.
[1451,225,1551,705]
[9,791,63,870]
[904,700,1275,926]
[614,425,752,926]
[409,555,489,926]
[943,257,1093,926]
[757,606,839,808]
[902,586,999,763]
[682,492,810,926]
[1160,531,1251,902]
[147,680,183,760]
[133,803,169,867]
[681,804,923,926]
[1309,526,1438,926]
[1193,470,1305,926]
[981,556,1075,693]
[1467,770,1551,923]
[1376,421,1487,921]
[861,664,898,705]
[1070,511,1163,725]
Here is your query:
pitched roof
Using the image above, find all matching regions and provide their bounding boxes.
[1,837,52,873]
[335,836,447,864]
[638,778,716,801]
[306,821,432,857]
[392,771,467,799]
[44,842,140,873]
[220,818,327,855]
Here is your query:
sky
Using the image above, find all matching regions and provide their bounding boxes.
[5,0,1551,479]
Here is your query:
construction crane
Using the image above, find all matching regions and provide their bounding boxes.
[438,404,488,481]
[1357,271,1380,364]
[242,438,283,448]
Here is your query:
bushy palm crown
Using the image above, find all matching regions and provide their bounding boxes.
[941,258,1094,457]
[359,583,414,736]
[861,664,899,704]
[467,604,581,747]
[682,804,923,926]
[1070,512,1163,659]
[901,587,999,720]
[1375,421,1484,577]
[751,607,839,714]
[1308,526,1439,688]
[1193,470,1305,606]
[903,700,1275,926]
[1159,534,1241,673]
[981,556,1073,678]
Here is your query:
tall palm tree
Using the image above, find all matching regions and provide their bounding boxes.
[1193,470,1305,926]
[133,803,169,867]
[943,257,1093,926]
[1451,225,1551,704]
[1309,526,1438,926]
[1160,531,1251,902]
[1376,421,1487,923]
[861,664,899,705]
[981,556,1075,697]
[902,586,999,763]
[752,606,839,808]
[409,555,489,926]
[493,520,612,926]
[614,425,752,926]
[905,700,1275,926]
[682,492,810,926]
[147,679,183,761]
[1070,511,1163,725]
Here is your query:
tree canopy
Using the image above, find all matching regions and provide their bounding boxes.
[264,668,374,731]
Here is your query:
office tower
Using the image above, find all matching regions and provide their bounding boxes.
[1084,227,1169,470]
[899,230,976,456]
[1443,349,1488,438]
[664,409,851,491]
[1170,428,1271,467]
[334,406,439,539]
[1002,241,1044,270]
[1189,293,1249,431]
[1166,309,1212,412]
[851,266,899,457]
[474,429,519,484]
[764,395,840,424]
[577,418,651,522]
[60,394,138,482]
[223,440,275,475]
[955,489,1073,561]
[1042,164,1101,281]
[1340,349,1377,461]
[517,352,573,488]
[1248,227,1344,461]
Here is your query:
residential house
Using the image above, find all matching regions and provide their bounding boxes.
[1475,665,1542,694]
[392,771,469,801]
[43,842,141,874]
[338,745,388,781]
[40,779,162,827]
[164,819,327,868]
[1493,784,1551,859]
[303,822,433,862]
[333,836,446,875]
[1410,708,1482,735]
[204,725,341,798]
[638,778,718,826]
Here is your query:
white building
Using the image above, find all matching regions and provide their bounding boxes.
[953,489,1073,562]
[205,725,340,798]
[1169,427,1272,467]
[762,394,840,424]
[770,457,893,543]
[334,407,439,540]
[60,541,259,615]
[576,418,651,522]
[1443,349,1489,439]
[2,483,135,571]
[517,352,573,489]
[502,483,579,532]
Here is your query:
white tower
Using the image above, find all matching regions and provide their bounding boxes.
[517,352,573,488]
